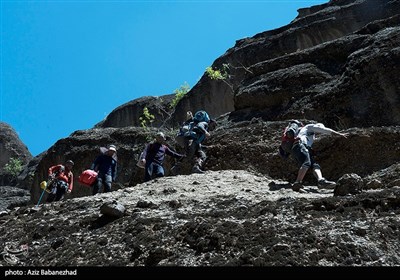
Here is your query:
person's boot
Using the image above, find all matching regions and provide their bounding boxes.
[318,178,336,189]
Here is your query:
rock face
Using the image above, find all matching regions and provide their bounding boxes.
[2,0,400,267]
[96,94,175,128]
[0,122,32,186]
[234,23,400,127]
[91,0,400,129]
[0,186,30,212]
[171,0,400,125]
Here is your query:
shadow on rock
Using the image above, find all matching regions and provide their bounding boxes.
[89,215,120,230]
[268,181,291,191]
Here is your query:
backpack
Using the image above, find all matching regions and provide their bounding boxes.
[193,110,210,123]
[176,121,208,148]
[279,120,303,157]
[78,169,98,187]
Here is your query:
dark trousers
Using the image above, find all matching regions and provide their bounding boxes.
[144,162,164,182]
[46,180,67,202]
[93,173,112,195]
[171,139,207,175]
[292,143,321,170]
[187,140,206,168]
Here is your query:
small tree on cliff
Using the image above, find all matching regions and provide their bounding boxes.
[205,63,233,91]
[170,82,190,109]
[3,157,23,185]
[139,107,155,129]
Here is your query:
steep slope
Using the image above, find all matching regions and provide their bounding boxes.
[1,170,400,266]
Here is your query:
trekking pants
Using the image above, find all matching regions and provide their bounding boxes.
[185,140,207,169]
[93,173,112,195]
[46,180,68,202]
[144,161,164,182]
[291,142,321,170]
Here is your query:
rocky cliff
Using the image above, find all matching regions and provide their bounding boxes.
[0,122,32,181]
[0,122,31,212]
[172,0,400,126]
[1,0,400,267]
[95,94,175,129]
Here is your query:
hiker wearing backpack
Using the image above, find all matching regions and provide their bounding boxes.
[290,122,349,192]
[90,144,117,195]
[187,120,212,174]
[174,110,216,174]
[140,132,185,182]
[46,160,74,203]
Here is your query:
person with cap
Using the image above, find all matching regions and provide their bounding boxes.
[46,159,74,202]
[90,144,118,195]
[140,132,184,182]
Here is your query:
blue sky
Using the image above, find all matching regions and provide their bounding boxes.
[1,0,328,157]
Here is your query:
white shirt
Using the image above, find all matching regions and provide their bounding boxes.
[297,123,336,147]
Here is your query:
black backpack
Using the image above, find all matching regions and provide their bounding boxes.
[279,120,303,157]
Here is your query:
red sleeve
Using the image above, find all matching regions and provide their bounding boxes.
[48,165,61,175]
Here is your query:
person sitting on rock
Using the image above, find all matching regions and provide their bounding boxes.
[46,160,74,202]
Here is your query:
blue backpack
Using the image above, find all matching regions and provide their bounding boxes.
[176,121,208,148]
[193,110,210,123]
